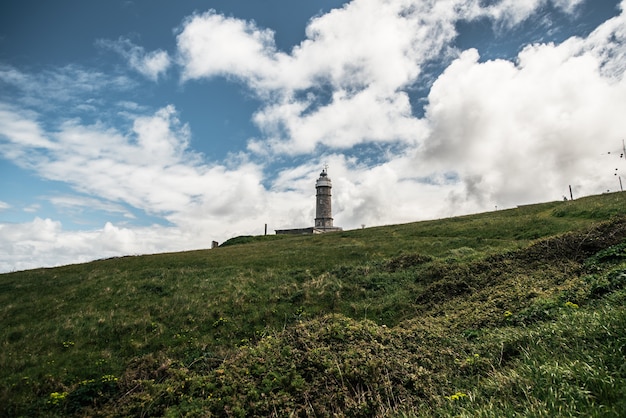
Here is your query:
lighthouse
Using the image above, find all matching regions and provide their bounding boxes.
[315,167,334,229]
[274,166,342,235]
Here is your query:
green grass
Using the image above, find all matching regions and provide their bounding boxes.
[2,192,626,416]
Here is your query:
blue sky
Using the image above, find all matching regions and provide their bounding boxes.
[1,0,625,272]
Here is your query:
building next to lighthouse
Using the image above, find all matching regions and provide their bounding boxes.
[275,167,342,235]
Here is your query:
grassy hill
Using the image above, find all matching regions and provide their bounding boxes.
[2,193,626,417]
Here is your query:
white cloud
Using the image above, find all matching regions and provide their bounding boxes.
[48,195,135,219]
[23,204,40,213]
[0,218,186,272]
[0,64,134,110]
[250,89,429,155]
[483,0,587,29]
[0,104,56,162]
[583,9,626,78]
[176,0,464,153]
[420,18,626,208]
[98,37,171,81]
[0,104,244,216]
[0,201,10,211]
[175,0,593,156]
[177,10,279,83]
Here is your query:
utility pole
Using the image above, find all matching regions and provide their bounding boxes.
[569,185,574,201]
[615,140,625,192]
[615,168,624,192]
[605,140,626,193]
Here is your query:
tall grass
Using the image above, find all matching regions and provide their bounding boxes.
[1,192,626,416]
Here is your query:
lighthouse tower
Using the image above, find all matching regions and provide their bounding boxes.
[274,166,342,235]
[314,167,339,231]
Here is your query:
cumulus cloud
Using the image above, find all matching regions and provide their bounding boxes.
[421,10,626,209]
[175,0,595,156]
[249,89,429,155]
[98,37,172,81]
[176,0,463,153]
[0,218,187,272]
[177,11,279,83]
